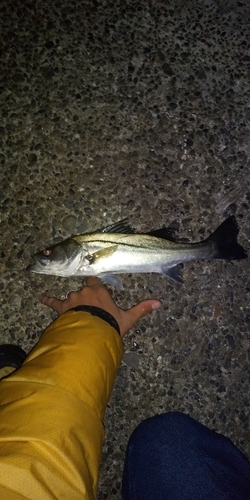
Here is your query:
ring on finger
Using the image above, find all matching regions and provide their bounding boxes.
[65,290,76,299]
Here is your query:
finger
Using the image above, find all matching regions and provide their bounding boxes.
[122,299,161,332]
[86,276,104,288]
[39,294,63,313]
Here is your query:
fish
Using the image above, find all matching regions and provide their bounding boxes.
[26,216,248,289]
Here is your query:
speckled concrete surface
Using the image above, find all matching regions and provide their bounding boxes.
[1,0,250,498]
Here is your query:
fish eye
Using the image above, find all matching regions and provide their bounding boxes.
[43,249,52,256]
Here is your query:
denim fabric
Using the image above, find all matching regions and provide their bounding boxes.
[122,412,250,500]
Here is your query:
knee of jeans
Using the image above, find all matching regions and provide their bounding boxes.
[128,411,190,447]
[160,411,194,428]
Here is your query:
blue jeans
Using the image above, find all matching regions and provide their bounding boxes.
[122,412,250,500]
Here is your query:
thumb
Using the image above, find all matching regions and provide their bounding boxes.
[130,299,161,322]
[121,299,161,337]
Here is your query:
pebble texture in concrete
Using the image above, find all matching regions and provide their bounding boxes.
[1,0,250,498]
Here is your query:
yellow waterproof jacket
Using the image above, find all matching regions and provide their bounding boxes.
[0,310,123,499]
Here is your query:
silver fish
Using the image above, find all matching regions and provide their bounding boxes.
[27,216,248,289]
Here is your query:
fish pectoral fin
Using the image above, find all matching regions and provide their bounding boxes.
[99,274,124,289]
[162,264,183,284]
[91,245,119,263]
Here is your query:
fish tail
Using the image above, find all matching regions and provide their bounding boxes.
[207,216,248,260]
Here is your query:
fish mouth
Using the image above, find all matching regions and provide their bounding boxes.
[26,263,41,272]
[26,255,49,272]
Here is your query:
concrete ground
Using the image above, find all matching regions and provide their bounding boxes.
[1,0,250,498]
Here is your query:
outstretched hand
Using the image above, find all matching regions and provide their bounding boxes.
[39,277,161,339]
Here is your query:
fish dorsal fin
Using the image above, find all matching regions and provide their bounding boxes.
[90,245,118,263]
[146,227,177,242]
[100,218,134,234]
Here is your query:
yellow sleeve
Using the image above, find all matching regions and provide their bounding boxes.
[0,310,124,500]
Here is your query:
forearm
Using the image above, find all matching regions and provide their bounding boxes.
[0,311,123,500]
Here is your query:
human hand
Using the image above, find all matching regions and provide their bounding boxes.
[39,277,161,339]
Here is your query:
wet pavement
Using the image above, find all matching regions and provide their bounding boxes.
[1,0,250,498]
